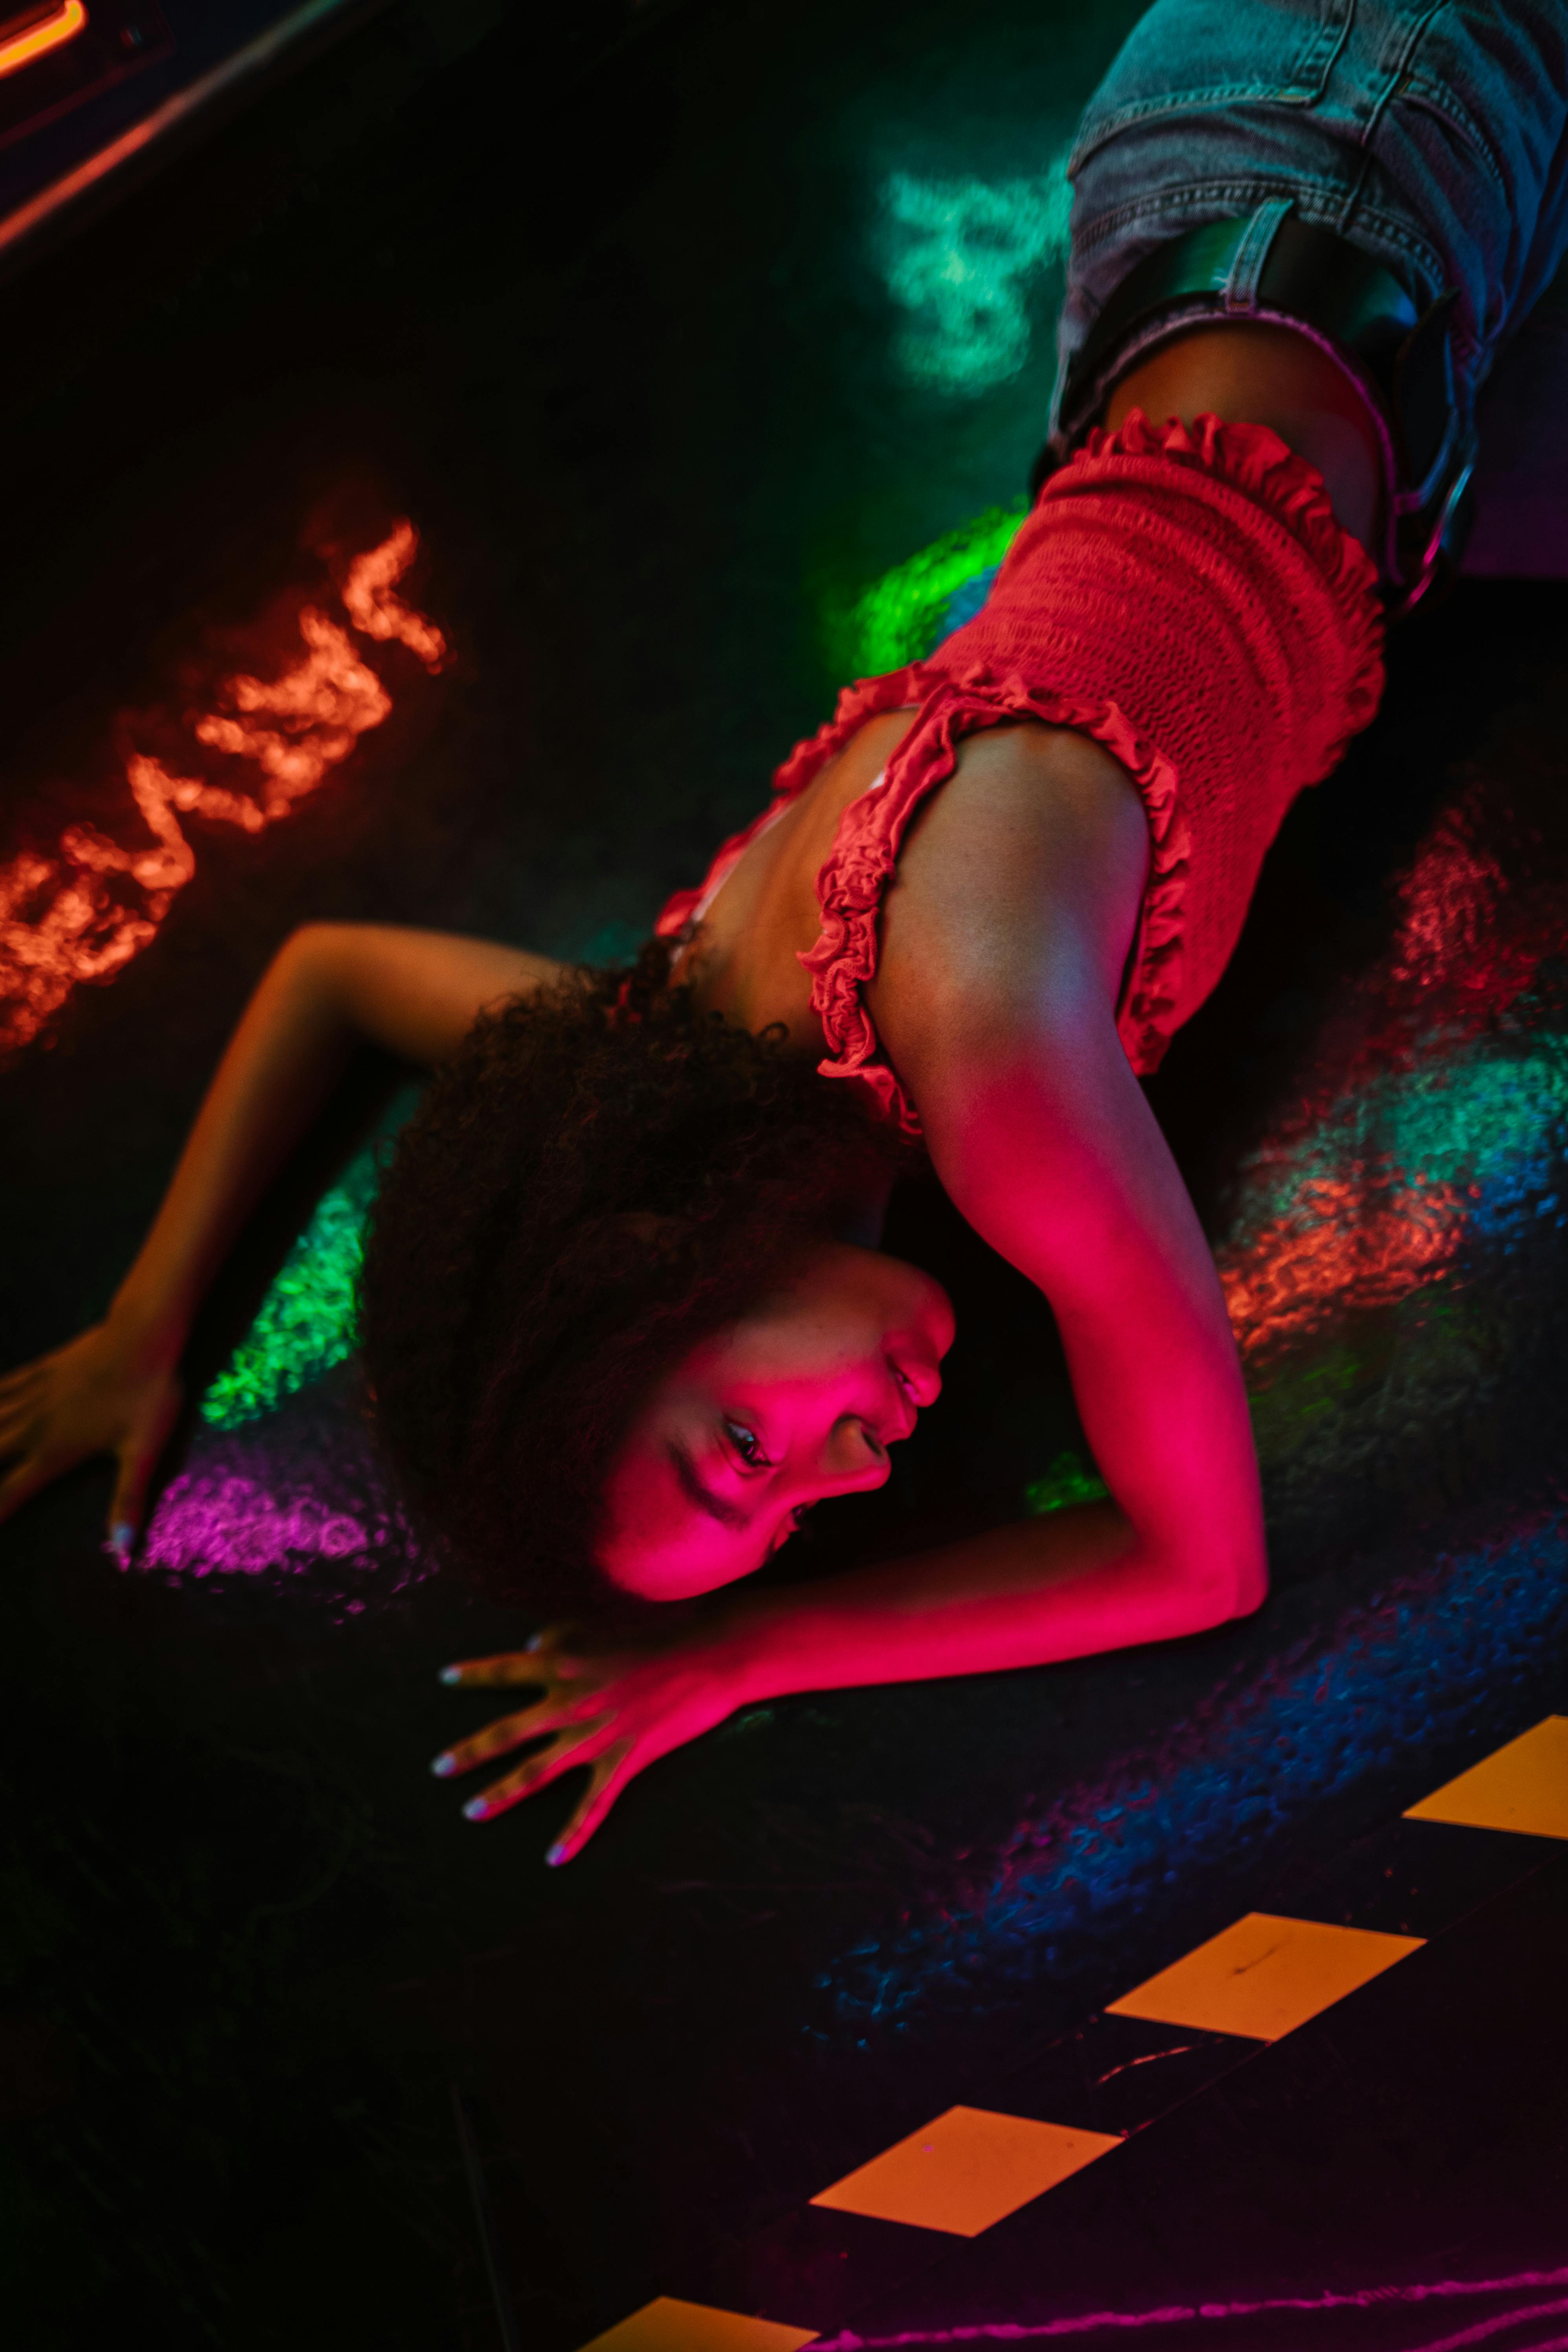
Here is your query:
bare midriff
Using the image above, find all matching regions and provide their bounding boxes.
[1107,319,1384,546]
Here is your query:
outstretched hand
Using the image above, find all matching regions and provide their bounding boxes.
[431,1622,748,1864]
[0,1322,184,1560]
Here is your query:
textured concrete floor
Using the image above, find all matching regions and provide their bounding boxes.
[1,2,1566,2345]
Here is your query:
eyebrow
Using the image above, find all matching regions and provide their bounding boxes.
[668,1440,753,1533]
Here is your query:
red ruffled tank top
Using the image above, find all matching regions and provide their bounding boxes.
[655,411,1384,1136]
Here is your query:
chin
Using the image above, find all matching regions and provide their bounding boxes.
[604,1553,752,1603]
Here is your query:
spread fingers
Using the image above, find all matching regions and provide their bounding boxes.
[459,1725,614,1823]
[0,1406,37,1456]
[430,1700,597,1781]
[437,1644,574,1689]
[542,1750,635,1867]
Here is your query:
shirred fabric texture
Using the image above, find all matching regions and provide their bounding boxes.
[657,411,1384,1135]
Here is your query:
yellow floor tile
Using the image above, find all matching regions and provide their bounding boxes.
[577,2298,819,2352]
[810,2104,1121,2237]
[1107,1912,1424,2043]
[1404,1715,1568,1839]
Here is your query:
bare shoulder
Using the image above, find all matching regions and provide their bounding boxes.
[869,720,1150,1075]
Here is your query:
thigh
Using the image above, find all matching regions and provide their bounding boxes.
[1056,0,1568,428]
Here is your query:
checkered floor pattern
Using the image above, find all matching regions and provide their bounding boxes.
[577,1716,1568,2349]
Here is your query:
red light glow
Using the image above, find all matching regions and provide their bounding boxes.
[1210,763,1568,1366]
[1218,1173,1466,1359]
[191,610,391,815]
[340,519,448,671]
[0,0,86,83]
[0,521,446,1058]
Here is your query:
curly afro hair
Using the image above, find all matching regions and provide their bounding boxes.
[358,940,910,1618]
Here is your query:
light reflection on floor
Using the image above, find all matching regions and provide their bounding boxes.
[131,525,1568,1683]
[805,603,1568,2046]
[877,157,1073,396]
[0,521,446,1059]
[145,1372,428,1620]
[803,2263,1568,2349]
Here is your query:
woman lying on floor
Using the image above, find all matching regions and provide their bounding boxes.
[4,0,1564,1860]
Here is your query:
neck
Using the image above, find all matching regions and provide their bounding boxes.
[832,1173,894,1252]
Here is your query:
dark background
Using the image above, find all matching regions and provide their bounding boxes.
[2,1,1566,2344]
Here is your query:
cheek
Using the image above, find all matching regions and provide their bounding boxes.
[596,1460,760,1599]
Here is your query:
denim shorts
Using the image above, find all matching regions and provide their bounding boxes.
[1053,0,1568,442]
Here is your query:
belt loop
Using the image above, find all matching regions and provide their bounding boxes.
[1223,198,1294,314]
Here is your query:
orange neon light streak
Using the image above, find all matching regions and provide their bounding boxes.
[1217,1174,1466,1360]
[0,1,87,81]
[0,522,446,1059]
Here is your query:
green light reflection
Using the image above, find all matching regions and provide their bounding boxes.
[829,498,1026,681]
[200,1149,377,1429]
[879,158,1072,395]
[1025,1449,1109,1515]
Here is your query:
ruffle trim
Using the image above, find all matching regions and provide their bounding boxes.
[1067,409,1385,772]
[653,798,792,944]
[656,408,1381,1134]
[652,676,927,952]
[797,665,1189,1134]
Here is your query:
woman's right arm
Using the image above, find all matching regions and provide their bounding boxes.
[0,923,566,1552]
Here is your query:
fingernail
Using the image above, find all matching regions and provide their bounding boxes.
[430,1754,456,1778]
[462,1796,490,1821]
[439,1664,462,1685]
[110,1521,134,1561]
[525,1632,544,1652]
[545,1840,567,1867]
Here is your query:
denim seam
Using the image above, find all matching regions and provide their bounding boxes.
[1334,150,1378,244]
[1073,179,1448,298]
[1395,73,1512,201]
[1225,197,1295,310]
[1355,1,1449,152]
[1069,84,1345,178]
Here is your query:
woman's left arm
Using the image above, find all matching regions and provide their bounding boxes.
[723,960,1268,1695]
[436,960,1264,1860]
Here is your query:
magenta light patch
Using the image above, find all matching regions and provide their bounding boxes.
[805,2263,1568,2345]
[136,1401,429,1619]
[147,1468,380,1577]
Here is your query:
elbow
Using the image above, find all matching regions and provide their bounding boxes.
[271,923,325,990]
[280,920,340,972]
[1212,1551,1270,1628]
[275,921,357,1004]
[1227,1553,1270,1622]
[266,923,352,1030]
[1169,1544,1269,1635]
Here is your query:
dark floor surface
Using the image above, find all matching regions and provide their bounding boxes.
[2,1,1566,2345]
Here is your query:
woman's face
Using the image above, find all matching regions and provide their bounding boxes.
[599,1243,956,1600]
